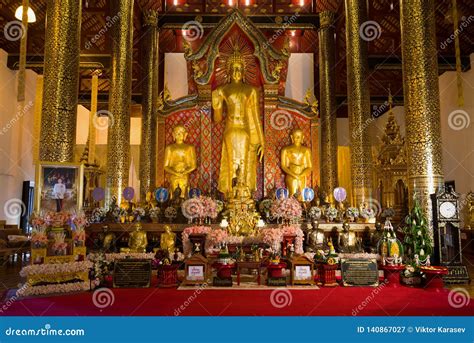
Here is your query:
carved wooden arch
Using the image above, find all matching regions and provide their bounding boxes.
[184,9,288,86]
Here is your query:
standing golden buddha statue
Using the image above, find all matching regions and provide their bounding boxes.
[164,125,197,198]
[212,48,264,198]
[281,129,313,198]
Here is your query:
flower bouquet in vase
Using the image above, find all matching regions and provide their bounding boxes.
[325,207,338,222]
[345,207,359,222]
[148,207,161,223]
[31,227,48,249]
[360,206,376,223]
[52,232,68,256]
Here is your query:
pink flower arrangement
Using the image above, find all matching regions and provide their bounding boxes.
[200,196,218,219]
[181,198,205,220]
[270,197,302,221]
[260,228,283,250]
[182,226,211,255]
[31,228,48,247]
[182,196,219,220]
[30,213,46,229]
[282,225,304,254]
[72,212,88,229]
[72,228,86,242]
[208,228,228,247]
[43,211,72,227]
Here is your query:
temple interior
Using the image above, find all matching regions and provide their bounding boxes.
[0,0,473,319]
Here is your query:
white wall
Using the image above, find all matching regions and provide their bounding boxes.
[164,53,188,99]
[0,49,37,225]
[285,53,314,102]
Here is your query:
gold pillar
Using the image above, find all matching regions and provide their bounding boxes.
[139,10,159,199]
[400,0,444,231]
[345,0,373,206]
[319,11,338,201]
[39,0,81,162]
[106,0,134,203]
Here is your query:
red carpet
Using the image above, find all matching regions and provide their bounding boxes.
[2,286,473,316]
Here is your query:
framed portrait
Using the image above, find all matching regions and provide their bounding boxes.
[294,265,312,281]
[187,265,205,281]
[35,162,84,213]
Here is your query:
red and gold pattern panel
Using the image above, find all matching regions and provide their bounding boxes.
[264,108,312,197]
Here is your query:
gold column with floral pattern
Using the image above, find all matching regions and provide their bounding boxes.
[345,0,373,206]
[400,0,444,233]
[319,10,338,202]
[139,10,159,200]
[106,0,134,203]
[39,0,82,162]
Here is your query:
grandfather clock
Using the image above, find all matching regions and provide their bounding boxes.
[431,187,470,284]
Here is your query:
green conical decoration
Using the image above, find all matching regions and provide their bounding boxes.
[402,196,433,263]
[377,219,404,258]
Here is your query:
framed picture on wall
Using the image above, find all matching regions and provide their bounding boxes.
[35,162,84,213]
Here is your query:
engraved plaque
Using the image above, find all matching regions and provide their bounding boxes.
[113,259,152,288]
[341,258,378,286]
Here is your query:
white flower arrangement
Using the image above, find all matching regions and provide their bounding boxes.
[325,207,338,221]
[148,207,161,219]
[20,261,93,277]
[16,281,90,297]
[308,206,322,220]
[346,207,359,218]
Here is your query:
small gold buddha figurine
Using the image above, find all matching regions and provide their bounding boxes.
[121,223,148,253]
[164,125,197,199]
[229,162,254,208]
[160,225,176,257]
[281,129,313,199]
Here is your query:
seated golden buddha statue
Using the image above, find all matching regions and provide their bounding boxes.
[281,129,312,199]
[121,223,148,253]
[160,225,176,257]
[164,125,197,199]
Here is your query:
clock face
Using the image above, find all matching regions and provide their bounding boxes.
[439,201,457,219]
